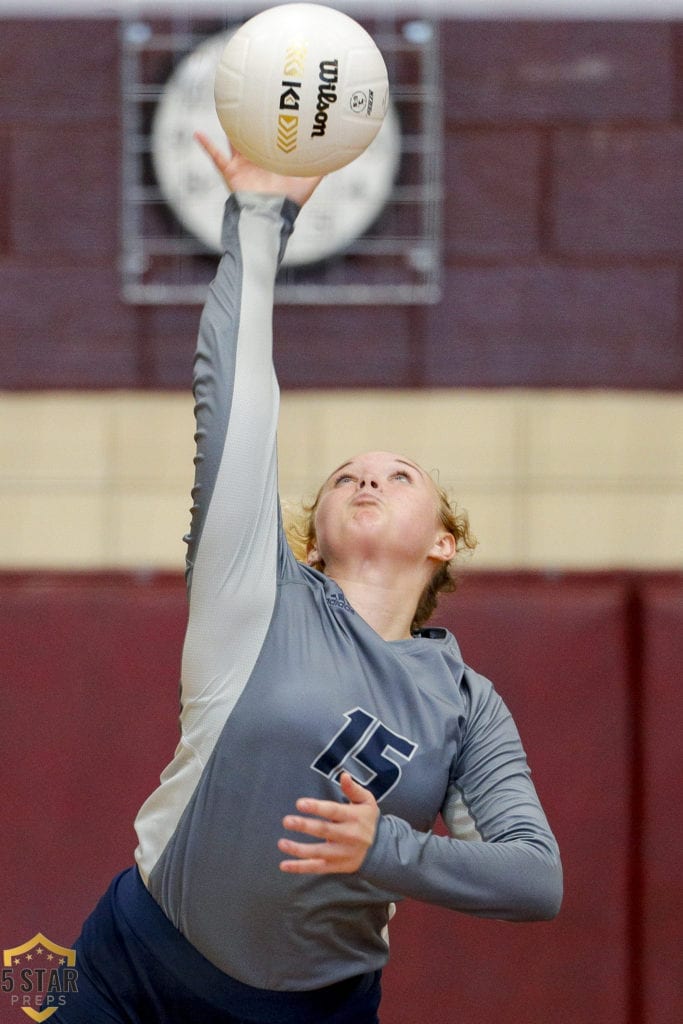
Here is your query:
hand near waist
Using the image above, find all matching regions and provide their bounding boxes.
[279,772,379,874]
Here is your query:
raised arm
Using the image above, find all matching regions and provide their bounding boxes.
[181,137,320,717]
[133,146,322,881]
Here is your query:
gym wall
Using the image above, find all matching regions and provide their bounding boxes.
[1,14,681,1024]
[0,18,681,574]
[2,570,681,1024]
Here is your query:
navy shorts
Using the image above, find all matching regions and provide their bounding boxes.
[50,867,382,1024]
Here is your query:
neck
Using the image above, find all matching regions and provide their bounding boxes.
[325,559,428,641]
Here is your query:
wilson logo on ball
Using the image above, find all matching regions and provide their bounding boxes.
[311,60,338,138]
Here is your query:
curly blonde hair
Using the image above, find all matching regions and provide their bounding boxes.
[283,473,477,634]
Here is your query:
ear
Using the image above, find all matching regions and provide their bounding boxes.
[306,543,320,566]
[429,531,456,563]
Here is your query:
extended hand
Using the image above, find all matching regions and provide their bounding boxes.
[194,131,322,207]
[279,772,380,874]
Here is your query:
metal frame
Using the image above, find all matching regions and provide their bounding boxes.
[119,13,443,305]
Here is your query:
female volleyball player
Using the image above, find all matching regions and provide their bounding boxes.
[53,142,561,1024]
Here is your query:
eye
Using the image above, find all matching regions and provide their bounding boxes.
[392,470,412,482]
[334,473,355,486]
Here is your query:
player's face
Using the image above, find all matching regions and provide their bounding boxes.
[309,451,454,570]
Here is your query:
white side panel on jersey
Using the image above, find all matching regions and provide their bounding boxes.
[442,782,483,842]
[135,200,282,882]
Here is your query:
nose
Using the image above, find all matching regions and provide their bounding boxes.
[359,477,379,489]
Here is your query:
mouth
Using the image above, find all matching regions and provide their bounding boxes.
[351,495,382,507]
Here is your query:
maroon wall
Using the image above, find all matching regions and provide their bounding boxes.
[2,571,681,1024]
[0,18,681,390]
[640,580,683,1022]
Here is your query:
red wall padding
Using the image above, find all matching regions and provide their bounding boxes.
[1,575,185,943]
[383,576,632,1024]
[1,571,680,1024]
[640,579,683,1024]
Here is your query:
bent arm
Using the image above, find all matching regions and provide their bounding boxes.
[359,674,563,922]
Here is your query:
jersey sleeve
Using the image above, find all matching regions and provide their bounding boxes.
[133,193,301,884]
[358,669,563,921]
[181,191,298,731]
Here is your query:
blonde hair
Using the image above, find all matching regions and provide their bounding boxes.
[283,473,477,633]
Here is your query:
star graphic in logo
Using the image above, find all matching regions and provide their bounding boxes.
[2,933,78,1022]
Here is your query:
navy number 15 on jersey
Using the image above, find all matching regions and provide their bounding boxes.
[311,707,418,802]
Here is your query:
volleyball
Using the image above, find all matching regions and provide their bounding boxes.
[214,3,390,176]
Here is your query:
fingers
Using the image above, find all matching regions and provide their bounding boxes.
[278,774,380,875]
[292,796,356,824]
[194,129,322,206]
[282,812,355,842]
[291,773,376,823]
[194,130,233,175]
[279,854,330,875]
[340,770,376,804]
[277,837,359,875]
[278,837,329,862]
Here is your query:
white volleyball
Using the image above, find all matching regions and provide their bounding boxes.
[214,3,389,176]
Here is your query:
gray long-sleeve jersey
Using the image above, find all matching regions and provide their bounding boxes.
[133,192,562,992]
